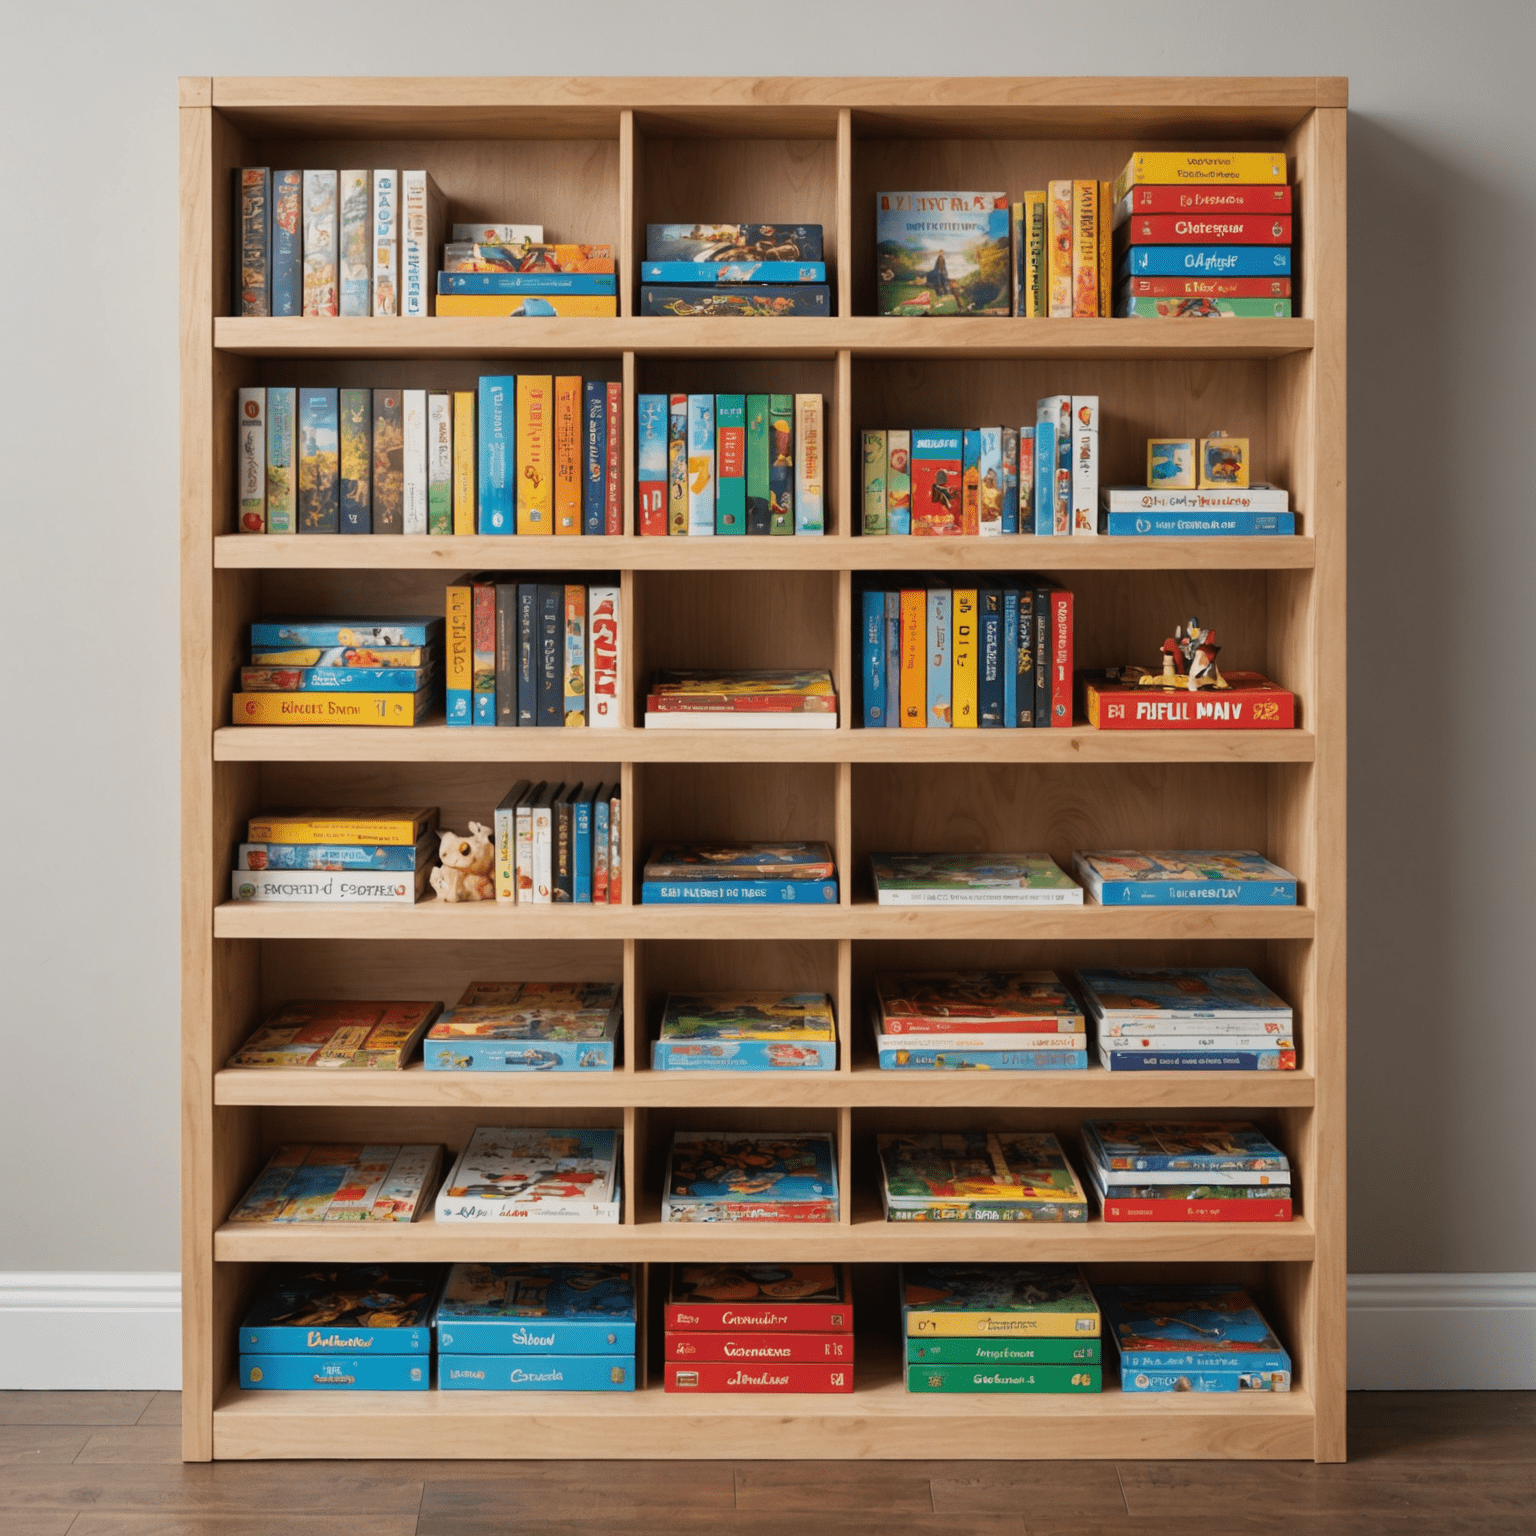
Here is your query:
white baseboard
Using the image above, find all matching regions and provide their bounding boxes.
[0,1273,181,1391]
[1347,1273,1536,1389]
[1,1271,1532,1391]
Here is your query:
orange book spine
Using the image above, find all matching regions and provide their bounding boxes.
[1072,180,1098,319]
[899,589,926,727]
[1097,181,1112,318]
[554,376,581,534]
[1048,180,1073,318]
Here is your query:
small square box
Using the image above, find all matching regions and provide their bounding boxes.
[1199,435,1250,488]
[1147,438,1196,489]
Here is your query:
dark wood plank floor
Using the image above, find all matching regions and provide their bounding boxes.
[0,1392,1531,1535]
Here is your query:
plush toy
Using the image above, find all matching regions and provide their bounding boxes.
[428,821,495,903]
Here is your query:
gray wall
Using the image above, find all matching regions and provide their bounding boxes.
[3,1,1532,1275]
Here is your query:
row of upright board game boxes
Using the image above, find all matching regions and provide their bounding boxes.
[236,1260,1293,1395]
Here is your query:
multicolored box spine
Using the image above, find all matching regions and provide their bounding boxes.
[687,394,715,535]
[271,169,302,316]
[716,394,746,534]
[237,388,265,533]
[371,168,398,316]
[401,169,443,318]
[637,393,667,535]
[583,380,607,536]
[907,1363,1101,1393]
[297,387,339,533]
[337,169,371,316]
[478,376,514,533]
[241,1356,428,1390]
[338,388,371,534]
[301,169,337,317]
[236,168,270,316]
[371,389,403,533]
[428,392,452,534]
[439,1356,634,1391]
[794,394,824,534]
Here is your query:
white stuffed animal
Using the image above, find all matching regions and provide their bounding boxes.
[428,821,495,903]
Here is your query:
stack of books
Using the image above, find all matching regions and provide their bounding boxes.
[423,982,622,1073]
[646,670,837,729]
[1077,967,1297,1074]
[664,1264,854,1393]
[1072,851,1299,906]
[227,999,442,1070]
[435,1128,622,1224]
[641,224,829,317]
[870,853,1080,907]
[437,228,618,317]
[902,1265,1102,1394]
[652,992,837,1072]
[446,578,620,727]
[234,167,442,317]
[234,618,442,727]
[871,971,1088,1072]
[1096,1284,1293,1392]
[876,1131,1088,1222]
[637,392,824,535]
[662,1132,838,1223]
[232,807,438,906]
[641,842,837,906]
[1112,152,1293,318]
[435,1263,637,1392]
[1097,482,1295,538]
[1081,1120,1294,1223]
[1011,182,1113,317]
[877,193,1010,316]
[228,1144,442,1223]
[859,578,1072,728]
[491,780,622,904]
[238,1265,440,1392]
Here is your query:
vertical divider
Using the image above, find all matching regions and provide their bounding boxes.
[621,351,637,536]
[834,567,853,731]
[619,569,638,729]
[622,1104,639,1224]
[619,758,637,905]
[833,348,853,540]
[618,110,639,319]
[837,1105,854,1226]
[621,937,639,1074]
[834,758,853,909]
[635,1261,649,1391]
[836,937,853,1077]
[835,108,853,319]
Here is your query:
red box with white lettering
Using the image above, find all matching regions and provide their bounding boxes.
[1080,671,1295,730]
[663,1264,853,1333]
[664,1360,854,1392]
[666,1330,853,1362]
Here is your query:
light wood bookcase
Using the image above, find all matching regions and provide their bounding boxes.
[179,76,1346,1463]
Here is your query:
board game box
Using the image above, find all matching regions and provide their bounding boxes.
[435,1263,635,1354]
[644,845,835,880]
[1081,1120,1291,1175]
[901,1264,1100,1337]
[907,1336,1100,1365]
[424,981,621,1072]
[241,1355,428,1390]
[645,224,824,262]
[875,972,1086,1034]
[440,1356,635,1391]
[239,1265,442,1353]
[878,1132,1088,1222]
[662,1133,838,1223]
[906,1362,1101,1394]
[1077,970,1292,1029]
[869,853,1083,906]
[664,1361,851,1392]
[654,992,836,1072]
[1096,1284,1292,1388]
[664,1264,851,1331]
[666,1331,852,1362]
[228,1144,442,1223]
[876,192,1010,316]
[645,673,837,714]
[228,999,442,1070]
[1073,851,1297,905]
[641,286,831,318]
[1080,671,1294,730]
[436,1127,620,1223]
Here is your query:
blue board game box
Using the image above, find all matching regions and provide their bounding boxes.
[1096,1284,1292,1387]
[877,1046,1088,1071]
[438,1354,635,1391]
[1072,851,1297,905]
[1119,246,1292,277]
[1102,511,1295,537]
[249,617,442,649]
[436,1263,636,1354]
[240,1354,429,1390]
[654,1039,836,1070]
[239,1265,441,1354]
[425,1036,616,1072]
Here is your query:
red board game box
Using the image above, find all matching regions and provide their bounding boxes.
[666,1331,853,1362]
[664,1360,854,1393]
[1081,671,1294,731]
[1120,185,1292,216]
[1100,1197,1294,1223]
[664,1264,853,1332]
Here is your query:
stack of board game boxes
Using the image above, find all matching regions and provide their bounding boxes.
[1097,1284,1293,1392]
[446,577,620,727]
[423,982,622,1073]
[869,853,1081,908]
[645,671,837,729]
[231,807,438,905]
[664,1265,854,1393]
[233,619,443,728]
[435,1264,636,1392]
[1081,1120,1294,1223]
[859,578,1072,729]
[1112,151,1293,318]
[227,1000,441,1069]
[239,1266,440,1391]
[652,992,837,1072]
[1077,967,1298,1074]
[640,223,829,317]
[228,1145,442,1224]
[903,1265,1103,1395]
[662,1132,838,1223]
[436,228,618,317]
[641,842,837,906]
[435,1128,621,1224]
[876,1132,1088,1221]
[490,780,622,903]
[870,971,1088,1072]
[636,392,824,535]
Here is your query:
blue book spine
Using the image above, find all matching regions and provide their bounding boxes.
[573,794,593,902]
[1103,511,1296,537]
[1101,1050,1294,1072]
[438,1355,635,1392]
[248,621,437,647]
[241,1324,431,1355]
[439,273,618,295]
[1121,246,1292,277]
[1000,426,1019,534]
[424,1037,616,1071]
[640,261,827,283]
[879,1048,1088,1070]
[926,589,951,728]
[652,1039,837,1071]
[516,584,538,725]
[240,1355,428,1390]
[1033,417,1056,535]
[478,375,515,533]
[862,589,887,728]
[245,842,426,872]
[437,1319,636,1355]
[1002,590,1019,729]
[1095,879,1297,905]
[246,667,427,691]
[977,591,1002,727]
[1119,1349,1292,1374]
[641,880,839,904]
[883,592,900,728]
[593,795,610,896]
[1119,1367,1291,1393]
[583,381,607,535]
[271,170,301,316]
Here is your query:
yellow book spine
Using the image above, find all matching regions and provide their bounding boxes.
[452,391,475,534]
[1023,191,1047,319]
[516,376,553,535]
[446,579,472,715]
[246,815,426,846]
[432,294,619,317]
[951,589,978,727]
[906,1315,1101,1339]
[1047,181,1073,318]
[1113,151,1287,203]
[899,589,926,727]
[1097,181,1112,319]
[231,692,428,727]
[1071,181,1097,319]
[554,375,581,534]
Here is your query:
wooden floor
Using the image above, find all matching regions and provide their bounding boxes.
[0,1391,1532,1535]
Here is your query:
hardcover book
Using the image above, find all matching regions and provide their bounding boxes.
[662,1132,838,1223]
[901,1264,1100,1337]
[435,1263,636,1354]
[870,853,1082,906]
[1073,850,1298,905]
[300,169,337,316]
[237,833,434,870]
[876,192,1010,316]
[248,619,442,649]
[878,1132,1088,1222]
[664,1361,851,1393]
[228,1000,442,1070]
[436,1127,621,1223]
[229,1144,442,1223]
[230,863,433,901]
[240,1265,440,1353]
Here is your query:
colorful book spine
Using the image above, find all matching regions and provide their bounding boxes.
[370,169,398,316]
[338,387,371,534]
[1118,1368,1291,1393]
[271,169,301,316]
[1119,184,1294,217]
[1119,296,1293,318]
[641,880,839,904]
[668,1333,851,1362]
[593,788,611,903]
[583,380,607,537]
[1122,275,1292,297]
[241,1356,428,1391]
[1054,396,1072,535]
[401,389,427,534]
[884,592,900,728]
[886,429,911,535]
[439,272,620,294]
[1049,585,1072,727]
[588,585,620,727]
[768,395,794,534]
[337,169,371,316]
[439,1317,634,1353]
[745,394,771,535]
[879,1047,1088,1070]
[910,430,961,536]
[494,780,528,899]
[906,1363,1100,1394]
[371,389,403,534]
[237,388,265,533]
[428,393,452,534]
[1071,395,1099,536]
[925,588,951,728]
[401,169,441,318]
[516,585,538,725]
[440,1356,633,1392]
[686,394,715,535]
[1118,214,1292,246]
[651,1039,835,1070]
[999,426,1018,534]
[1018,426,1034,535]
[472,580,496,726]
[549,375,578,535]
[236,168,270,316]
[1121,247,1292,277]
[435,294,619,317]
[495,584,517,727]
[1114,151,1287,201]
[1002,589,1018,728]
[1032,579,1050,727]
[265,386,296,533]
[297,387,339,533]
[716,395,746,534]
[899,588,925,726]
[607,789,622,904]
[862,430,887,535]
[641,261,826,283]
[1033,406,1056,535]
[978,427,1002,536]
[1047,180,1072,318]
[641,285,831,317]
[977,588,1002,727]
[951,589,977,727]
[1021,190,1047,317]
[794,395,824,535]
[1071,180,1098,318]
[563,585,587,723]
[1098,1196,1294,1222]
[667,394,689,535]
[1100,1049,1296,1072]
[960,430,980,537]
[862,589,887,728]
[477,376,514,533]
[517,376,553,534]
[605,382,622,533]
[1098,179,1112,317]
[909,1338,1100,1365]
[300,169,337,317]
[637,393,667,535]
[664,1362,851,1393]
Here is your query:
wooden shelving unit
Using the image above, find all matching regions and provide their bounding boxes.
[180,75,1346,1464]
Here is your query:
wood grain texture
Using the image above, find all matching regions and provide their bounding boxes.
[0,1428,91,1466]
[0,1395,152,1428]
